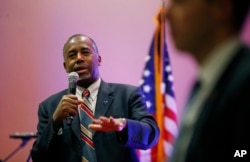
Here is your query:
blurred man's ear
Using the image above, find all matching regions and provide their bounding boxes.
[212,0,232,26]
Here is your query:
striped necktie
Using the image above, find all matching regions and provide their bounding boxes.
[80,89,97,162]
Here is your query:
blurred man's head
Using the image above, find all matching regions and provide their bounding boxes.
[165,0,250,63]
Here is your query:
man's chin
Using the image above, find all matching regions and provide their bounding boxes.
[77,78,92,87]
[78,74,90,82]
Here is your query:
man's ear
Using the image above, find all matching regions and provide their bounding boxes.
[63,62,69,73]
[98,55,102,66]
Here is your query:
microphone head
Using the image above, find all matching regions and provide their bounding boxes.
[68,72,79,82]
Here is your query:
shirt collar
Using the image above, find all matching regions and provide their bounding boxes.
[77,78,101,101]
[198,37,242,88]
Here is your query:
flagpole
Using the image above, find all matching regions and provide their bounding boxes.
[160,1,166,162]
[139,1,178,161]
[154,2,166,161]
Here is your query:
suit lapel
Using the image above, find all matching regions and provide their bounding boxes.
[193,45,250,130]
[205,45,250,108]
[71,113,81,141]
[94,80,114,118]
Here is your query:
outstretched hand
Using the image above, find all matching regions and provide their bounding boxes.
[89,116,127,132]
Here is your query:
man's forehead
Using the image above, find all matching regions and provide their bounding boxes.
[63,35,99,56]
[68,36,90,44]
[64,36,93,51]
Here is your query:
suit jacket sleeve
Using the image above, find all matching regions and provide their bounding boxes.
[114,85,160,150]
[31,90,77,162]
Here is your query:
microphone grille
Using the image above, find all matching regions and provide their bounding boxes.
[68,72,79,82]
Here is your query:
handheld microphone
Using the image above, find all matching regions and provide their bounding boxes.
[10,132,37,139]
[66,72,79,126]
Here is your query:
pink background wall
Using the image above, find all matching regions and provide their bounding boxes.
[0,0,249,161]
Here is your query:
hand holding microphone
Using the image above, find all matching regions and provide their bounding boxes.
[52,72,79,127]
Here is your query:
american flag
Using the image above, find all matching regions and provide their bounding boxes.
[138,7,178,162]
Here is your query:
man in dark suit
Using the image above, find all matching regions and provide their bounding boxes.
[31,34,160,162]
[165,0,250,162]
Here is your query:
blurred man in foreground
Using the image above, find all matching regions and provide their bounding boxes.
[165,0,250,161]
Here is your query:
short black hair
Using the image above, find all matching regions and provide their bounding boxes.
[63,34,99,56]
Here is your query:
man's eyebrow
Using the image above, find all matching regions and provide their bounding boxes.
[67,49,76,54]
[81,47,91,50]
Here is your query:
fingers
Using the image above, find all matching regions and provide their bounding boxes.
[77,98,83,104]
[53,95,79,123]
[92,119,103,124]
[88,124,103,131]
[89,116,126,132]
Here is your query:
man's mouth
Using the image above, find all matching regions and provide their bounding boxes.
[74,66,88,74]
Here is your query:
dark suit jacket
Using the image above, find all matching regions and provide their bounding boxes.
[31,80,160,162]
[185,45,250,162]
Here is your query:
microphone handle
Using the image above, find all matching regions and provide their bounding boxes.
[66,81,77,126]
[66,115,74,126]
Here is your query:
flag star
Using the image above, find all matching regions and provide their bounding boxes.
[165,65,171,72]
[145,55,151,62]
[146,101,152,109]
[143,69,151,77]
[161,82,166,93]
[168,75,174,82]
[143,85,151,93]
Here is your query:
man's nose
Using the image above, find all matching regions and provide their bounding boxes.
[76,52,84,63]
[77,52,84,59]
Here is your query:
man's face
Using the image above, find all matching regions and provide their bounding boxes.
[165,0,216,55]
[63,35,101,85]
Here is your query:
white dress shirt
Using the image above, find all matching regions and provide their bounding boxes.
[76,78,101,114]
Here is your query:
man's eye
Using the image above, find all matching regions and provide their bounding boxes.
[68,52,76,57]
[82,51,91,55]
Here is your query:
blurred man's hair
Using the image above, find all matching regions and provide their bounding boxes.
[232,0,250,32]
